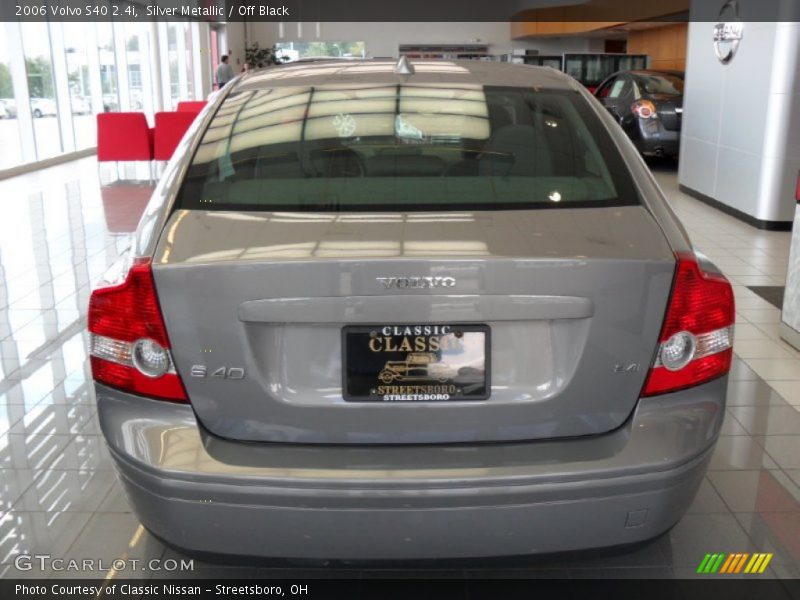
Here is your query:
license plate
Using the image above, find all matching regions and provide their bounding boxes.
[342,324,490,402]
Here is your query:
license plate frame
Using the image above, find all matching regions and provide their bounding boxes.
[341,324,490,402]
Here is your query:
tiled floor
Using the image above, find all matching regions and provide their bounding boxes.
[0,157,798,580]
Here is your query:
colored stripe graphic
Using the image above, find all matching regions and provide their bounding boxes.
[711,553,726,573]
[734,553,749,573]
[725,553,738,573]
[723,552,742,573]
[719,553,735,573]
[744,554,760,573]
[753,552,773,573]
[698,552,773,574]
[697,554,713,574]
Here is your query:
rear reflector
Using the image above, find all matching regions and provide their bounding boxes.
[88,257,188,402]
[642,252,735,396]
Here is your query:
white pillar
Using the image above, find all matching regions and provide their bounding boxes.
[176,23,189,102]
[48,21,76,152]
[5,21,37,163]
[157,23,172,109]
[193,21,212,99]
[679,20,800,227]
[148,22,164,113]
[136,24,156,118]
[783,206,800,350]
[113,22,131,111]
[86,24,104,115]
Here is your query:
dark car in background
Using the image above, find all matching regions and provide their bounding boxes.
[595,70,684,158]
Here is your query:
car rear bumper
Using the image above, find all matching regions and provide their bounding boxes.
[634,120,681,156]
[96,377,726,560]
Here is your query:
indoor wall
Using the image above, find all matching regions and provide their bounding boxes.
[627,23,688,71]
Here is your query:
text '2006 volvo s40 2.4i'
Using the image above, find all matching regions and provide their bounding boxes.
[88,58,734,561]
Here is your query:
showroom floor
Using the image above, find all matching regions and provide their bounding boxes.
[0,157,798,581]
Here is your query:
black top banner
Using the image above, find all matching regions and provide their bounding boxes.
[2,0,800,22]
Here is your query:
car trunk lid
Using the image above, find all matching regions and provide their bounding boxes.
[650,93,683,132]
[152,206,675,444]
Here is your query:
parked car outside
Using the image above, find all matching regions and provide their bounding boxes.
[30,97,57,118]
[0,98,18,118]
[102,93,119,112]
[88,60,733,561]
[595,69,684,158]
[71,95,91,115]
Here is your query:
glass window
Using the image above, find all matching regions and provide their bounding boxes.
[608,79,631,99]
[564,56,582,81]
[595,77,616,99]
[164,23,196,109]
[564,54,650,88]
[178,84,639,212]
[0,25,23,168]
[182,23,196,100]
[166,23,181,108]
[96,23,119,112]
[0,19,213,169]
[540,57,563,70]
[21,22,62,159]
[124,24,145,111]
[62,23,96,150]
[275,41,365,62]
[583,56,606,87]
[618,56,648,71]
[129,66,142,88]
[634,73,684,96]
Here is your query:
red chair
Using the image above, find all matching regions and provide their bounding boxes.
[176,100,207,115]
[96,112,153,161]
[154,111,196,161]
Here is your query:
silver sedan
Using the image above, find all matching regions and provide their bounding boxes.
[88,59,734,560]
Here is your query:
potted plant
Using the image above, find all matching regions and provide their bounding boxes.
[244,43,285,69]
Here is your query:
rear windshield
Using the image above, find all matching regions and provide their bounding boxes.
[635,74,684,96]
[177,84,640,212]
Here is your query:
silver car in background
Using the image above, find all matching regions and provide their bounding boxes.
[30,97,57,118]
[89,60,734,560]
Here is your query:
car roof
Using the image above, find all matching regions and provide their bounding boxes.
[234,59,579,91]
[627,69,685,78]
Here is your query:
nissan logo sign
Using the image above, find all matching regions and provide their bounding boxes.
[713,0,744,64]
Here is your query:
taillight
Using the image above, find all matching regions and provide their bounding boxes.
[642,252,734,396]
[88,257,188,402]
[632,99,658,119]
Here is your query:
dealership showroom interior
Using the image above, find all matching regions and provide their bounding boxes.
[1,0,800,594]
